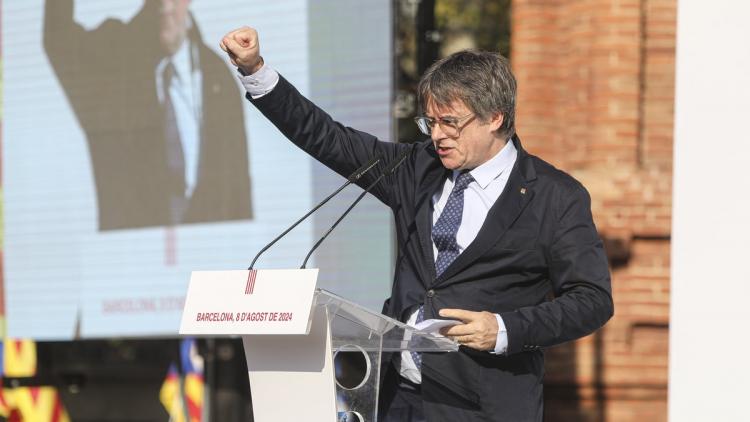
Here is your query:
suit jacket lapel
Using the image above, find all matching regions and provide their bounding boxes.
[415,154,450,287]
[433,137,537,287]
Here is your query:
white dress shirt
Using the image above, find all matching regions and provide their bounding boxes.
[239,62,279,98]
[238,63,518,384]
[156,37,203,197]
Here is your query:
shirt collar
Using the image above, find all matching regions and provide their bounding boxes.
[455,139,517,189]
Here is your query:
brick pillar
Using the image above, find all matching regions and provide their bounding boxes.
[512,0,676,421]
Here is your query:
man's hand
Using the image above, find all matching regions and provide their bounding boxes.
[220,27,263,75]
[439,309,499,352]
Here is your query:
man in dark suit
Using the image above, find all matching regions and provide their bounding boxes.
[44,0,252,230]
[221,27,613,422]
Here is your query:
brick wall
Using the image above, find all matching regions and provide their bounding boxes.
[511,0,676,420]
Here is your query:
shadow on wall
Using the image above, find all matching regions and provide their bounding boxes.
[543,234,627,422]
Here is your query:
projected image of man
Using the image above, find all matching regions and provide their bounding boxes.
[44,0,252,230]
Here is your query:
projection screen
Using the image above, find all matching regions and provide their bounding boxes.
[3,0,393,339]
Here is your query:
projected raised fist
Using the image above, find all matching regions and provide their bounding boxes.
[220,27,263,75]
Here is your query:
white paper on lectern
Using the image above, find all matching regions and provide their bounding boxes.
[414,318,461,334]
[179,269,319,335]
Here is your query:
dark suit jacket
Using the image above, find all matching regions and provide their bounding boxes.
[44,0,251,230]
[249,76,613,421]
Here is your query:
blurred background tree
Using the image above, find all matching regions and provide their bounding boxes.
[436,0,511,56]
[395,0,511,142]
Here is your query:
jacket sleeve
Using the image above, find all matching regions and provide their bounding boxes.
[500,182,614,355]
[43,0,90,111]
[247,75,410,207]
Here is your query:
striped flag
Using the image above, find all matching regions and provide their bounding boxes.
[160,363,186,422]
[180,339,204,422]
[160,339,204,422]
[3,339,36,378]
[0,387,10,419]
[0,387,71,422]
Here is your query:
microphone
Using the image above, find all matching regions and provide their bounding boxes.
[300,148,411,269]
[248,155,382,269]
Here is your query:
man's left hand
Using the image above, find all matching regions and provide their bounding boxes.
[439,309,498,351]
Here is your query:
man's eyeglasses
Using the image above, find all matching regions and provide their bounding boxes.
[414,112,476,137]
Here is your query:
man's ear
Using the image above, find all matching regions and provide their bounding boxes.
[489,112,504,132]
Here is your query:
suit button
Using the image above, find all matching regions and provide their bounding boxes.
[426,289,435,298]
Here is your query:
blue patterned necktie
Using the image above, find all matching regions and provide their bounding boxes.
[162,61,187,224]
[411,171,474,370]
[432,171,475,276]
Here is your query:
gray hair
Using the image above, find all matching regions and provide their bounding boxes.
[417,50,517,137]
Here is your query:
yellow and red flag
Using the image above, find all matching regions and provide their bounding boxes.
[0,386,71,422]
[3,339,37,378]
[160,339,204,422]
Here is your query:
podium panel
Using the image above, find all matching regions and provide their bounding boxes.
[180,270,457,422]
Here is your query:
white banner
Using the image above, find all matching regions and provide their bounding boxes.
[179,269,318,335]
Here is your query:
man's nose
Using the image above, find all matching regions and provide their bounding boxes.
[431,123,446,142]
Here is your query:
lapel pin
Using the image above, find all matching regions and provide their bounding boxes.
[520,188,527,195]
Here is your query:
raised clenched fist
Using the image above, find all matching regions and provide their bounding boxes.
[220,26,263,75]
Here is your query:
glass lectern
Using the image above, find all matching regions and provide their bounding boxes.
[179,270,457,422]
[312,289,458,422]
